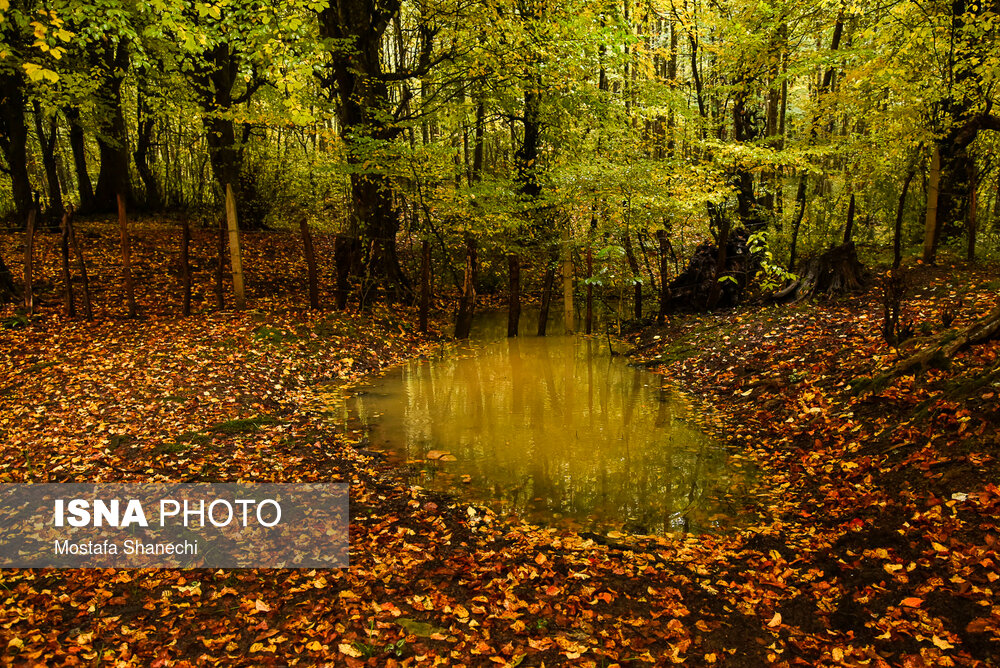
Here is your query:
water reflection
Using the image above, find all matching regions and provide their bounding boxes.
[349,314,751,534]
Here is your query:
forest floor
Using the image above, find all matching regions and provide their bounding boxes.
[0,221,998,667]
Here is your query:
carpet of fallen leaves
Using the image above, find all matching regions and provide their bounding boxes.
[1,219,998,667]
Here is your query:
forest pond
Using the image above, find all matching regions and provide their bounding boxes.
[347,312,754,534]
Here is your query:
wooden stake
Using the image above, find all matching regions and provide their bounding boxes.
[299,218,319,309]
[225,183,246,310]
[23,208,36,314]
[66,211,92,319]
[117,193,137,318]
[59,208,75,317]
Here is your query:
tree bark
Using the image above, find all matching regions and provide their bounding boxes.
[134,85,162,210]
[967,159,978,263]
[225,183,246,310]
[419,240,430,332]
[843,192,856,244]
[562,227,574,334]
[59,209,75,317]
[623,230,642,320]
[64,107,95,213]
[215,215,226,310]
[789,174,808,271]
[893,169,916,269]
[507,254,521,337]
[0,70,34,222]
[922,148,942,264]
[537,253,556,337]
[656,229,669,323]
[32,102,63,220]
[94,41,133,213]
[300,219,320,309]
[23,209,36,314]
[66,213,92,319]
[454,236,478,339]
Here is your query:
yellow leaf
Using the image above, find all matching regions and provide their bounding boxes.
[932,636,954,650]
[306,641,323,651]
[254,599,271,612]
[339,643,362,657]
[767,612,782,627]
[900,597,923,608]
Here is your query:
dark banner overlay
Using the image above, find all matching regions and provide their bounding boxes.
[0,483,348,568]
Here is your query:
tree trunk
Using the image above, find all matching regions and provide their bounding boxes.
[23,209,36,314]
[562,227,574,334]
[893,169,915,269]
[967,159,978,263]
[180,217,192,316]
[32,102,63,220]
[94,42,133,213]
[215,215,226,310]
[134,86,162,210]
[507,254,521,337]
[334,235,358,310]
[843,192,856,244]
[656,229,669,323]
[117,194,137,318]
[66,213,92,319]
[59,210,75,317]
[225,183,246,310]
[537,254,557,337]
[789,174,808,271]
[64,107,95,213]
[454,236,478,339]
[706,205,731,310]
[419,240,430,332]
[0,71,34,222]
[300,219,320,309]
[585,244,594,335]
[922,148,941,264]
[317,2,412,300]
[623,231,642,320]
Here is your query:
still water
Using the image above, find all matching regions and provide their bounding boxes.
[348,312,752,534]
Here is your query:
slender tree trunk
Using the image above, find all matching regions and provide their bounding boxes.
[537,254,556,336]
[623,231,642,320]
[923,148,942,264]
[64,107,95,213]
[507,254,521,337]
[59,209,75,317]
[334,235,355,310]
[789,174,808,270]
[843,192,856,244]
[66,213,92,319]
[893,169,916,269]
[134,86,162,210]
[32,102,63,219]
[215,215,226,310]
[454,236,478,339]
[225,184,246,309]
[180,218,192,316]
[585,244,594,335]
[419,240,430,332]
[562,227,574,334]
[967,160,978,263]
[707,209,731,310]
[23,209,36,314]
[300,219,320,309]
[656,229,669,323]
[117,194,137,318]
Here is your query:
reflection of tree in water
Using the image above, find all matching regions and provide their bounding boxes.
[350,317,750,534]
